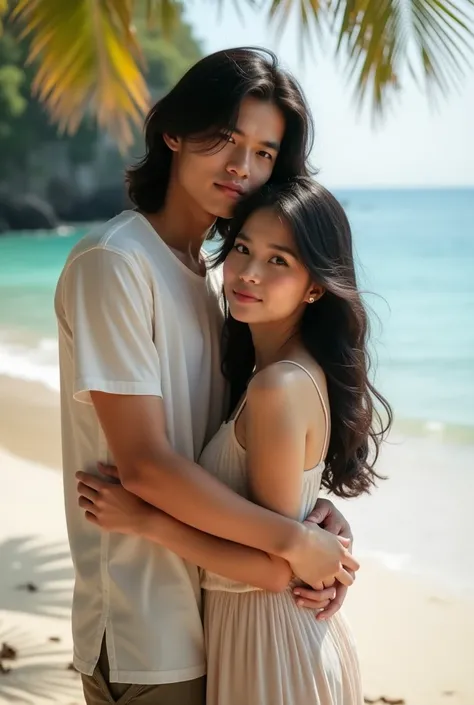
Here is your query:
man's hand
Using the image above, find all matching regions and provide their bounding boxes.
[293,499,355,619]
[306,498,353,542]
[76,465,155,536]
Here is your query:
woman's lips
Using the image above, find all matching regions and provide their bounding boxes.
[233,290,261,303]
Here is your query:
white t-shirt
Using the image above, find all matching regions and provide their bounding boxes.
[54,210,226,684]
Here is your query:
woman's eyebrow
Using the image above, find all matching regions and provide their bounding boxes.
[268,243,297,257]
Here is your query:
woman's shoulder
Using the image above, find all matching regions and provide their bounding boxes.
[247,356,327,411]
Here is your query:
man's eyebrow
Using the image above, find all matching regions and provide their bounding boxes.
[233,127,280,151]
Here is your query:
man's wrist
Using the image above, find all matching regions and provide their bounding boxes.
[136,506,160,540]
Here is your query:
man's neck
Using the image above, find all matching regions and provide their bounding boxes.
[145,178,215,262]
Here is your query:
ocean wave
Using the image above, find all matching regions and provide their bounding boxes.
[393,416,474,443]
[357,548,474,597]
[357,549,411,572]
[0,338,59,391]
[0,336,473,439]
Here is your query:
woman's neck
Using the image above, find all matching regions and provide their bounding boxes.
[250,320,302,371]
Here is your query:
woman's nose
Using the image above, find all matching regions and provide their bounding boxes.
[239,262,261,284]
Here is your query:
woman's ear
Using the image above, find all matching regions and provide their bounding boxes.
[305,284,325,304]
[163,134,181,152]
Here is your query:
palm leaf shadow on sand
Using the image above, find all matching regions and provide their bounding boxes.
[0,536,74,619]
[0,623,83,704]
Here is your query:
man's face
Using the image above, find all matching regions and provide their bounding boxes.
[166,96,286,219]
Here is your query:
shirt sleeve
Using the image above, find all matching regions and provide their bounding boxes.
[62,246,162,404]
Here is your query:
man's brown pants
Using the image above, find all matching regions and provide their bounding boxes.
[81,640,206,705]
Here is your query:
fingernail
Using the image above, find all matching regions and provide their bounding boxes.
[294,590,300,596]
[297,599,304,607]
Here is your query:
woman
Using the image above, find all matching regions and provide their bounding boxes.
[78,177,391,704]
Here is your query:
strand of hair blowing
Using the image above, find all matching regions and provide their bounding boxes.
[295,190,392,498]
[301,287,391,498]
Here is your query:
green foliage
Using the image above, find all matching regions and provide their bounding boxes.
[0,4,202,181]
[0,25,99,173]
[135,1,202,90]
[0,30,26,140]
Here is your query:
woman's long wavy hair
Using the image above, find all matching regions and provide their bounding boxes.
[213,178,392,498]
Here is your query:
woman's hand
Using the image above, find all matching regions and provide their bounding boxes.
[293,499,355,619]
[287,521,358,593]
[76,464,154,536]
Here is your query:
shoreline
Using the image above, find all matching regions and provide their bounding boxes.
[1,370,473,467]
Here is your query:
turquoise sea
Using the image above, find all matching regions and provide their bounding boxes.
[0,187,473,438]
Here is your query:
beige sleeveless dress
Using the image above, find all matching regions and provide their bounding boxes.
[199,361,363,705]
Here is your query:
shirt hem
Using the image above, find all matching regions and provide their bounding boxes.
[73,654,206,684]
[73,379,163,404]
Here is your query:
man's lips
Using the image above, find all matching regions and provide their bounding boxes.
[232,290,262,303]
[215,183,246,200]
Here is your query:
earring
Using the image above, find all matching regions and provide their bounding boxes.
[308,297,315,303]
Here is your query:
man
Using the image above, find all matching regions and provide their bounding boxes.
[55,47,357,705]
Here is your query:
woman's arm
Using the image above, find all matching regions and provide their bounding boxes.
[244,364,326,520]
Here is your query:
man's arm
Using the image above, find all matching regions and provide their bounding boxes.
[77,467,337,608]
[89,391,358,589]
[77,467,297,593]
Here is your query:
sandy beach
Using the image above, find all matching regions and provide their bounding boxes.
[1,374,473,705]
[0,375,61,470]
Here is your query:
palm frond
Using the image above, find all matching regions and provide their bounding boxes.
[145,0,181,35]
[409,0,474,94]
[332,0,405,111]
[0,0,8,33]
[331,0,474,113]
[11,0,151,149]
[267,0,329,51]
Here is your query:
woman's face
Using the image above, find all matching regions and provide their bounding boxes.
[223,207,317,325]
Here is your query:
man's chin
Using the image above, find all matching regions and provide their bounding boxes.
[211,207,234,220]
[207,198,237,221]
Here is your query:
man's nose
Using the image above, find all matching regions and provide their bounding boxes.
[226,146,250,179]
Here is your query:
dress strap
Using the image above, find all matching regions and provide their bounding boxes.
[273,360,330,464]
[231,393,248,425]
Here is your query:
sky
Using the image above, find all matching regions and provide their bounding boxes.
[184,2,474,188]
